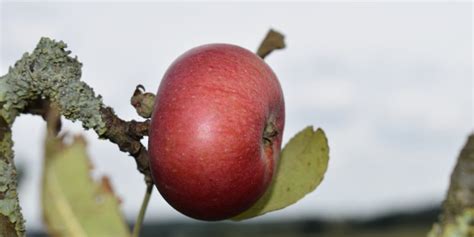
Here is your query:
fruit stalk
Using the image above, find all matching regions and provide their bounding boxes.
[132,182,153,237]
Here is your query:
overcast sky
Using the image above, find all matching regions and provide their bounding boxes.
[0,1,472,231]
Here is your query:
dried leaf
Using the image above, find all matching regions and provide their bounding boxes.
[42,134,130,237]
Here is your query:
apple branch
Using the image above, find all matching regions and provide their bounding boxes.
[99,107,151,181]
[429,133,474,237]
[0,117,25,237]
[0,37,154,236]
[0,38,153,178]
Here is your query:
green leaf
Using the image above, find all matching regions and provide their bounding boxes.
[42,134,131,237]
[232,126,329,220]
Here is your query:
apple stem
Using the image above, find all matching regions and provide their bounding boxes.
[132,182,153,237]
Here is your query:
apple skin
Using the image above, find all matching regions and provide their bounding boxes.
[148,44,285,221]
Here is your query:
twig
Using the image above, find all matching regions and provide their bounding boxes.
[0,38,154,236]
[99,107,151,179]
[132,182,153,237]
[0,37,152,181]
[0,117,24,237]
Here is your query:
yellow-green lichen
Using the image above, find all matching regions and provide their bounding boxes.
[429,209,474,237]
[0,129,25,236]
[0,159,13,192]
[428,134,474,237]
[0,37,112,236]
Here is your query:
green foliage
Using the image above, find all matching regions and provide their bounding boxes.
[233,126,329,220]
[42,134,130,237]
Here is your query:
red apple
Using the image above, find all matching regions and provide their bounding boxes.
[148,44,285,220]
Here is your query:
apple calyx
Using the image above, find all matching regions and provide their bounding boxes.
[263,121,279,145]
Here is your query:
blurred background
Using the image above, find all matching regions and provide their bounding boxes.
[0,1,472,237]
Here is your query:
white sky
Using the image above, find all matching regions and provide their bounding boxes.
[0,1,472,231]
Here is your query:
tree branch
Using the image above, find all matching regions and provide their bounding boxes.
[99,107,151,180]
[0,117,25,237]
[0,37,153,236]
[2,38,152,178]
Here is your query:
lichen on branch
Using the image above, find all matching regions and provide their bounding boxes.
[429,134,474,237]
[0,37,151,176]
[0,38,105,133]
[0,37,152,236]
[0,123,25,237]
